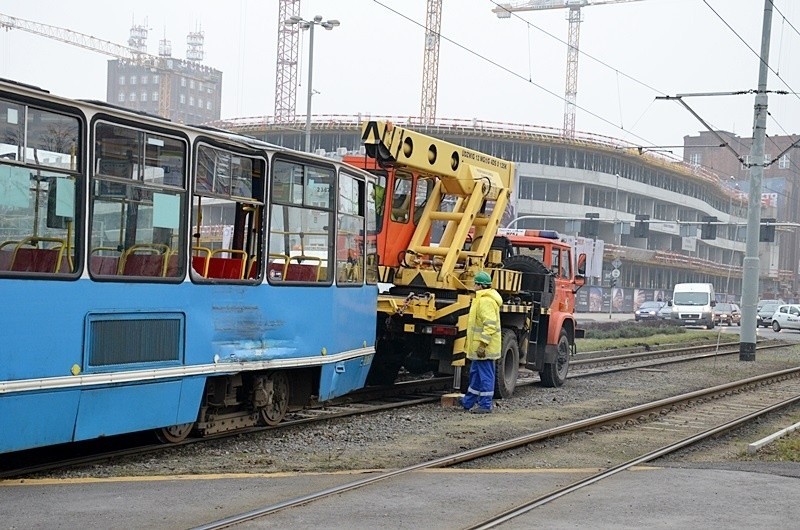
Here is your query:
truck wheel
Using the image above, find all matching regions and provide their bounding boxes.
[494,329,519,399]
[540,330,570,387]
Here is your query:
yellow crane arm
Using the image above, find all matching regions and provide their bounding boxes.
[360,120,514,197]
[361,120,516,290]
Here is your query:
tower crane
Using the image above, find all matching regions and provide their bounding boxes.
[274,0,301,123]
[274,0,444,127]
[492,0,644,138]
[0,12,210,121]
[420,0,442,126]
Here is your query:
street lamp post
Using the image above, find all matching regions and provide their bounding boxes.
[285,15,340,153]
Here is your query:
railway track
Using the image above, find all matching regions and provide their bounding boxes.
[0,378,450,479]
[191,365,800,529]
[571,339,789,373]
[1,341,788,479]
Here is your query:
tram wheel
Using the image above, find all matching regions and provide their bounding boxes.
[154,422,194,444]
[258,371,290,426]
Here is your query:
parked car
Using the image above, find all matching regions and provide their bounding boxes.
[757,301,783,328]
[770,304,800,332]
[635,301,665,321]
[713,302,741,326]
[757,299,785,311]
[657,302,674,320]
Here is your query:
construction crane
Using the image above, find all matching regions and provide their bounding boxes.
[0,12,213,121]
[0,12,172,118]
[492,0,645,138]
[274,0,301,123]
[420,0,442,126]
[274,0,444,127]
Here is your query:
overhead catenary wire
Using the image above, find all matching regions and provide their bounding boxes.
[369,0,658,148]
[366,0,799,200]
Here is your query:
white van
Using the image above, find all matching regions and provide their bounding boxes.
[669,283,716,329]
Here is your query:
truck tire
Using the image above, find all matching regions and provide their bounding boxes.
[539,329,570,387]
[494,329,519,399]
[502,254,554,293]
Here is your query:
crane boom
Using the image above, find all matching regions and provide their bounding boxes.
[361,120,514,290]
[492,0,645,137]
[493,0,642,14]
[0,13,150,61]
[0,12,217,121]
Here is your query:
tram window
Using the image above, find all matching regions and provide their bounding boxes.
[90,122,187,280]
[191,144,265,282]
[0,99,80,277]
[337,172,365,285]
[268,159,334,284]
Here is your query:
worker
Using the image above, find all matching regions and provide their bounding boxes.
[373,183,385,214]
[460,270,503,414]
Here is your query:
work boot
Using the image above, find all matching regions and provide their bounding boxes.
[470,407,492,414]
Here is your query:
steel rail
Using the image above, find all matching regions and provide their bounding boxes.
[470,393,800,529]
[191,365,800,530]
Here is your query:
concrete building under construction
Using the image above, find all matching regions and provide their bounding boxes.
[105,23,222,125]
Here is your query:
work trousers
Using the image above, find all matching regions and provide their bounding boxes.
[461,358,495,411]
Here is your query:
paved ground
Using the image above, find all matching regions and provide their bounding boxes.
[2,463,799,529]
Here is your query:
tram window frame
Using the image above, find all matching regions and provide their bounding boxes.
[190,141,266,283]
[0,97,83,279]
[336,171,366,286]
[89,119,188,282]
[365,180,380,285]
[267,156,335,285]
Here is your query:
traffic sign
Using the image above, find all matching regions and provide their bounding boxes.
[612,258,622,269]
[610,269,620,278]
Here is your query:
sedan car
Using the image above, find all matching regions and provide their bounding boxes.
[757,302,783,328]
[770,304,800,332]
[713,302,741,326]
[635,301,665,321]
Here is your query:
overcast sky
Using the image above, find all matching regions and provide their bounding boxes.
[0,0,797,154]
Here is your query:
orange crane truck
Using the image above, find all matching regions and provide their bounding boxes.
[350,121,585,396]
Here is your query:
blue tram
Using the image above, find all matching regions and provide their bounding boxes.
[0,78,378,453]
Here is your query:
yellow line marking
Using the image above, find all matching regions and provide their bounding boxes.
[0,466,663,486]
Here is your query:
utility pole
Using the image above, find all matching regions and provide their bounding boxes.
[740,0,773,361]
